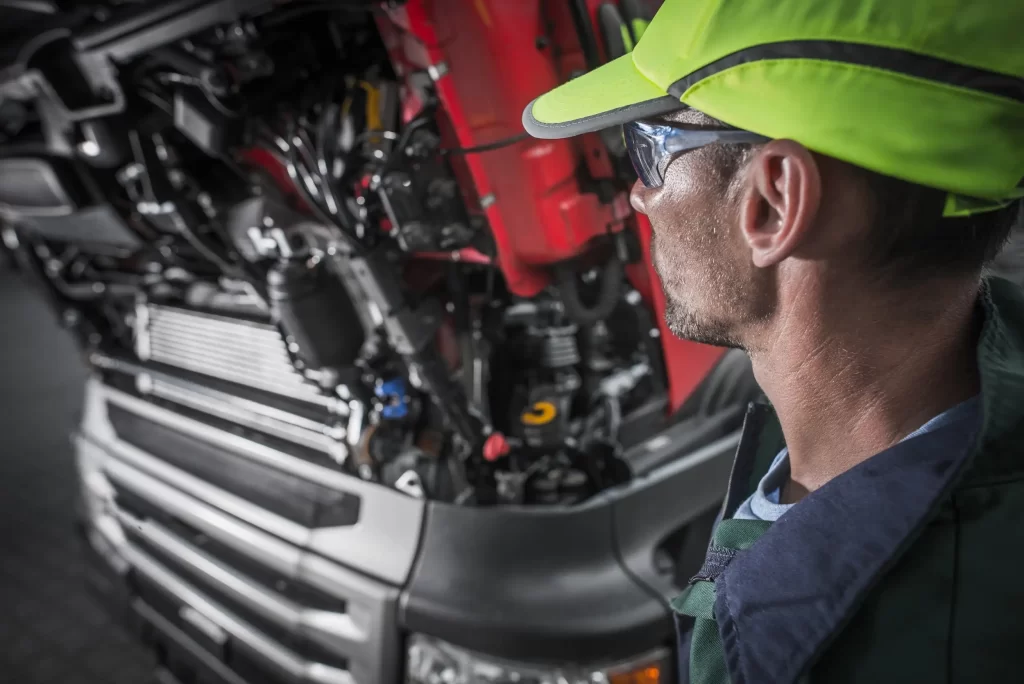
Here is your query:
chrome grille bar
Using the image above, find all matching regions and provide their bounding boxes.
[81,437,399,684]
[116,509,368,652]
[133,601,252,684]
[90,383,424,585]
[119,536,356,684]
[92,353,347,457]
[78,377,410,684]
[103,387,351,492]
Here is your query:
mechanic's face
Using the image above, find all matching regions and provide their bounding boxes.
[630,109,773,349]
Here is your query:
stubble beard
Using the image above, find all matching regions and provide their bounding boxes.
[652,229,746,350]
[662,291,744,349]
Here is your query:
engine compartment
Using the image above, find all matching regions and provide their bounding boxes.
[0,0,757,507]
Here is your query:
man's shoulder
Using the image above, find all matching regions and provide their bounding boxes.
[807,278,1024,682]
[814,475,1024,682]
[963,277,1024,484]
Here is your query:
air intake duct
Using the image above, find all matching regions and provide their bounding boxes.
[267,259,365,371]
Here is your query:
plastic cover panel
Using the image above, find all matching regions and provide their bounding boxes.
[23,205,143,249]
[402,422,741,665]
[613,427,739,600]
[0,157,78,213]
[400,498,671,665]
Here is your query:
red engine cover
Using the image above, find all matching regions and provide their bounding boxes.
[378,0,725,413]
[378,0,632,296]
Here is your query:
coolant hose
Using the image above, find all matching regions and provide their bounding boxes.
[554,257,624,326]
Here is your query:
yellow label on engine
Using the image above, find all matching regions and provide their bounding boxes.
[521,401,557,426]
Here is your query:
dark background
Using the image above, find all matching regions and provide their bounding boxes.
[0,262,157,684]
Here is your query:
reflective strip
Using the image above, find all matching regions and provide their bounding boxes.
[668,40,1024,104]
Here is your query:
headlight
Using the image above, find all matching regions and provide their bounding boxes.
[406,634,669,684]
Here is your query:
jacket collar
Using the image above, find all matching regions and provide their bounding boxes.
[713,276,1024,684]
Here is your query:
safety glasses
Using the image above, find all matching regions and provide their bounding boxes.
[622,120,770,188]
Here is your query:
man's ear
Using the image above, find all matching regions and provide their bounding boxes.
[738,140,822,268]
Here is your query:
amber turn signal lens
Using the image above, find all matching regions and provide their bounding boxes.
[608,664,662,684]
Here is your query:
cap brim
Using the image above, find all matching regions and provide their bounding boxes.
[523,53,682,139]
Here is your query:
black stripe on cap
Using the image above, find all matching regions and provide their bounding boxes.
[667,40,1024,104]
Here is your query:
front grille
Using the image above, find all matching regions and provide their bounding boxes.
[136,302,328,406]
[106,401,361,528]
[92,354,355,464]
[77,376,422,684]
[121,511,352,673]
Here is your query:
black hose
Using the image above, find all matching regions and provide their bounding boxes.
[441,132,529,155]
[261,0,379,27]
[554,256,624,326]
[568,0,601,71]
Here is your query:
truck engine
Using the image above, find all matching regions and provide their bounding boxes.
[0,1,761,682]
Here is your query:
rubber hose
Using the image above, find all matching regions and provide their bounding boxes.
[554,257,623,326]
[568,0,601,71]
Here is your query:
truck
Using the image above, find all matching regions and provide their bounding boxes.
[0,1,764,682]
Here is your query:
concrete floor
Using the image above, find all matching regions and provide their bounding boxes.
[0,263,157,683]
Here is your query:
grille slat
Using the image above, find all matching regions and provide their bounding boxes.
[150,360,317,403]
[123,541,356,684]
[93,451,398,684]
[106,402,361,529]
[146,377,344,455]
[96,385,424,587]
[119,511,364,660]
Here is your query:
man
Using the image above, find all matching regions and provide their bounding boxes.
[524,1,1024,683]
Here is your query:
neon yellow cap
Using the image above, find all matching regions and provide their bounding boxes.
[524,0,1024,211]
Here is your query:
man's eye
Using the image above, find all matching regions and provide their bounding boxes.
[657,150,674,176]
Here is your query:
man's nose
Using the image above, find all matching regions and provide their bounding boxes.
[630,179,650,215]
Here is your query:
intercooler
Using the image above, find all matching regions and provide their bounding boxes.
[76,300,424,684]
[135,301,331,407]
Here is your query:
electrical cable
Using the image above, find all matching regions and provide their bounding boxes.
[261,0,380,27]
[296,125,340,213]
[568,0,601,71]
[261,126,365,255]
[441,132,529,155]
[316,102,340,176]
[378,105,436,174]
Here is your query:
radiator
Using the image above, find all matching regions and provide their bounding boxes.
[136,301,327,405]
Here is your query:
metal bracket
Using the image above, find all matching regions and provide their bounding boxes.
[395,470,425,499]
[427,62,449,81]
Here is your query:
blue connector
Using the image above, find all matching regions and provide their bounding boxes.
[375,377,410,419]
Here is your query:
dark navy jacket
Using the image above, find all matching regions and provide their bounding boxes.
[673,276,1024,684]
